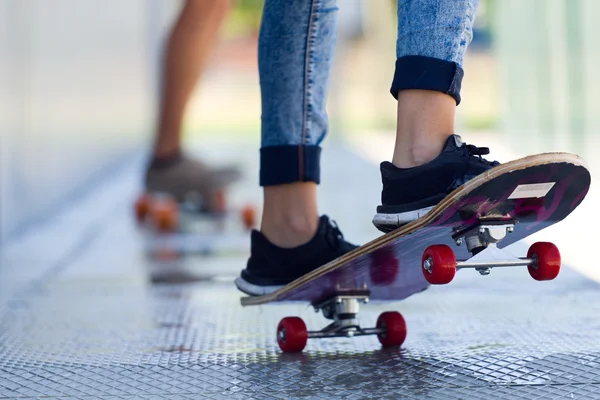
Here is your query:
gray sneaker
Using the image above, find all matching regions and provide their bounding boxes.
[144,154,241,213]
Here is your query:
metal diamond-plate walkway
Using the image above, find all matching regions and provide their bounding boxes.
[1,140,600,399]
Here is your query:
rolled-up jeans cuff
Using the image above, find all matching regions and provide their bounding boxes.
[260,145,321,186]
[390,55,464,105]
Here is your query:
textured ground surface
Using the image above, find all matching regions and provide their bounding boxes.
[2,141,600,399]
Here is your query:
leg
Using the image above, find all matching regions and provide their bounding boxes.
[392,0,477,168]
[258,0,339,248]
[235,0,357,296]
[153,0,230,158]
[145,0,239,211]
[393,90,456,168]
[373,0,500,231]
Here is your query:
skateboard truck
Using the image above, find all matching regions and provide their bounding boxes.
[423,221,561,284]
[276,291,407,353]
[310,294,375,338]
[454,222,514,254]
[456,222,516,275]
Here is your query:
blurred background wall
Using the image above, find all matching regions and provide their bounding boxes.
[0,0,180,241]
[494,0,600,155]
[1,0,597,242]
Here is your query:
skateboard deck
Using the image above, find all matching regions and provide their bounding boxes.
[240,153,591,352]
[135,191,257,258]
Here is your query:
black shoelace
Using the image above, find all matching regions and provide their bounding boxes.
[449,143,501,189]
[325,219,345,249]
[465,144,500,167]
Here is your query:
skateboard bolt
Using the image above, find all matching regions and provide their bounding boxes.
[455,238,463,246]
[507,226,514,233]
[479,227,486,233]
[277,328,286,341]
[423,257,433,274]
[476,267,491,276]
[530,254,539,270]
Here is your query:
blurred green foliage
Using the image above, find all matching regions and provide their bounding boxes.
[224,0,264,38]
[224,0,494,39]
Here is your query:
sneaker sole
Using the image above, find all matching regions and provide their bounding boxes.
[234,277,284,296]
[372,206,435,232]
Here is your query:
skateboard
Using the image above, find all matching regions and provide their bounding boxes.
[240,153,591,353]
[135,190,257,258]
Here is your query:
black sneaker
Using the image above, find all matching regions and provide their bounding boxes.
[235,215,358,296]
[373,134,500,233]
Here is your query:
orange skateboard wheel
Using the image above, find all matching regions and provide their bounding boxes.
[213,189,227,214]
[241,204,256,230]
[135,193,153,222]
[149,197,179,233]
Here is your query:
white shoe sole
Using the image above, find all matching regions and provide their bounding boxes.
[372,206,434,228]
[234,277,284,296]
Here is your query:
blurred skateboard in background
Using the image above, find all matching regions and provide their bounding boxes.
[135,189,257,259]
[240,153,591,353]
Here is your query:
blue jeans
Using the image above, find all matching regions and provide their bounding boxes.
[259,0,479,186]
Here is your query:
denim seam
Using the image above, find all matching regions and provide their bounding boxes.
[300,0,318,180]
[303,0,318,144]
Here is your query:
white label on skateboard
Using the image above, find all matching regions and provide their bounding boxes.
[508,182,555,199]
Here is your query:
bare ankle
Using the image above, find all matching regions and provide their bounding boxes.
[260,183,320,248]
[261,214,319,248]
[392,90,455,168]
[393,144,446,168]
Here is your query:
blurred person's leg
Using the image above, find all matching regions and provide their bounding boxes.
[235,0,357,296]
[145,0,239,211]
[372,0,500,232]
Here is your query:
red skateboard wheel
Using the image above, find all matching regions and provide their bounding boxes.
[527,242,561,281]
[422,245,456,284]
[277,317,308,353]
[376,311,407,348]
